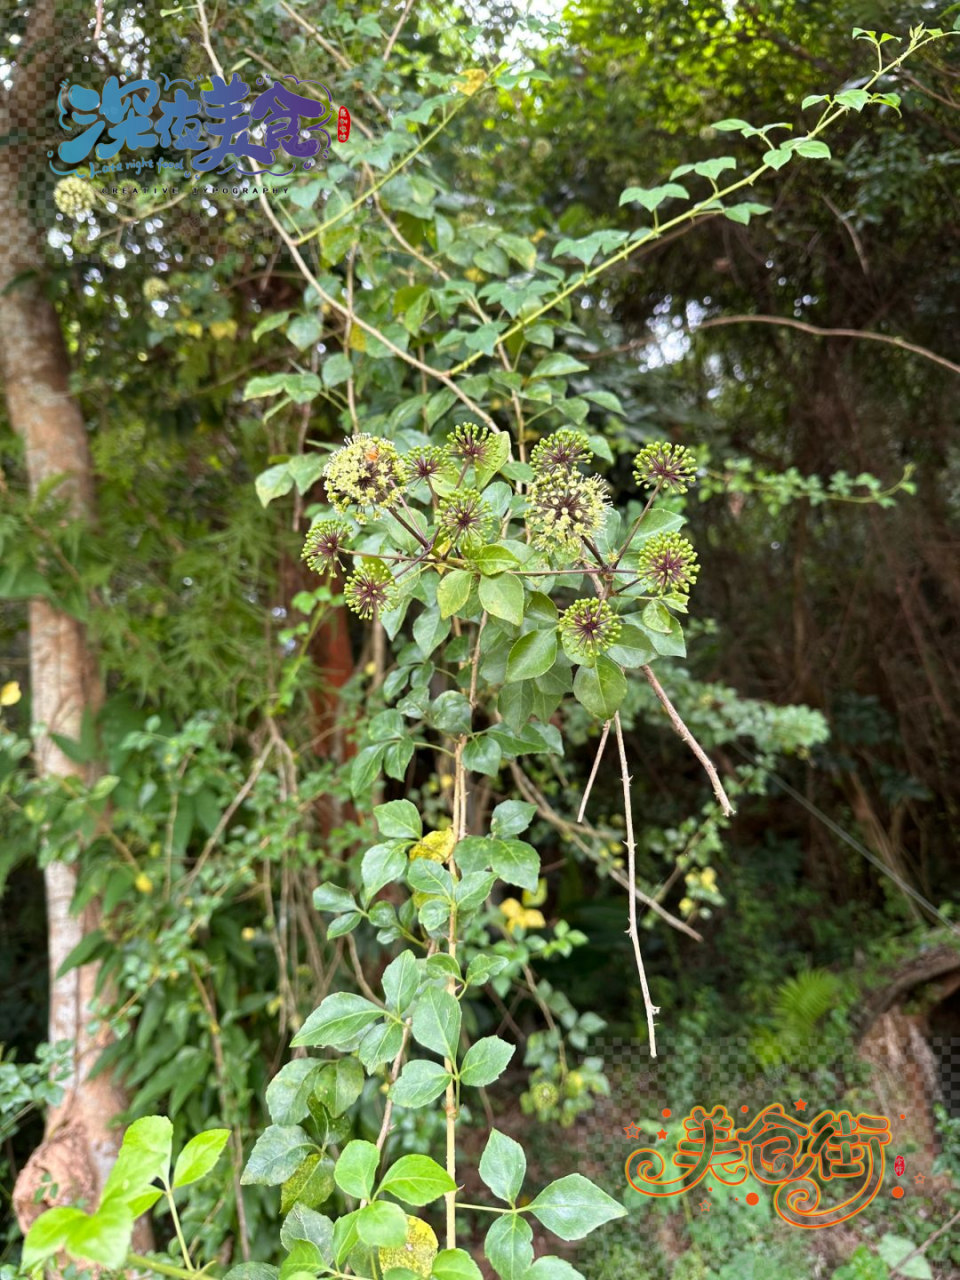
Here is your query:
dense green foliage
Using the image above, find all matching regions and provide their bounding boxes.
[2,2,959,1278]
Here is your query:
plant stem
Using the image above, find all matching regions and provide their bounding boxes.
[128,1252,201,1279]
[613,713,659,1059]
[641,666,735,816]
[163,1187,196,1272]
[577,721,610,822]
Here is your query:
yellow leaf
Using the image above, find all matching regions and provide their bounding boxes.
[135,873,153,894]
[409,828,456,863]
[379,1216,438,1279]
[0,681,22,706]
[348,326,366,352]
[454,68,487,96]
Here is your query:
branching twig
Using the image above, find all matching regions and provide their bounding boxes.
[613,713,658,1058]
[577,721,610,823]
[642,666,735,817]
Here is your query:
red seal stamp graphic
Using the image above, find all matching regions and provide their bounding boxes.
[894,1155,905,1177]
[338,106,351,143]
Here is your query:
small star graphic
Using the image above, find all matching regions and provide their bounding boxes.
[699,1199,711,1212]
[795,1099,806,1111]
[623,1123,640,1139]
[914,1173,926,1186]
[657,1128,667,1140]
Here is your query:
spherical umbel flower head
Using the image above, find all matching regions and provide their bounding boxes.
[638,531,700,595]
[447,422,493,469]
[344,560,397,619]
[526,472,609,557]
[559,598,622,661]
[405,444,451,485]
[530,429,591,476]
[54,175,95,218]
[633,441,698,494]
[301,518,351,574]
[322,434,407,520]
[437,487,494,550]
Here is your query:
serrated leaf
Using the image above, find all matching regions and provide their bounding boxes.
[530,353,590,378]
[280,1204,335,1261]
[266,1061,322,1125]
[292,993,382,1049]
[357,1201,409,1247]
[459,1036,515,1087]
[484,1214,533,1280]
[334,1140,381,1200]
[375,800,422,840]
[433,1248,484,1280]
[490,839,540,892]
[528,1173,626,1240]
[618,182,687,210]
[763,147,792,170]
[377,1154,456,1205]
[363,842,409,902]
[313,1057,365,1118]
[490,800,537,838]
[412,987,461,1060]
[241,1126,315,1186]
[391,1059,452,1107]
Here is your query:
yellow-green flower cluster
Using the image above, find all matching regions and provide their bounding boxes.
[530,428,591,475]
[447,422,492,468]
[437,487,494,550]
[54,176,95,218]
[301,518,351,573]
[638,530,699,595]
[526,472,608,557]
[322,434,406,520]
[633,441,698,494]
[405,444,450,485]
[142,276,169,302]
[343,560,396,619]
[559,598,622,661]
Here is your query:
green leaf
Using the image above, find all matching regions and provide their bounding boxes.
[21,1207,87,1266]
[255,463,294,507]
[470,545,521,576]
[322,353,353,387]
[528,1173,626,1240]
[524,1258,585,1280]
[363,842,408,901]
[292,993,383,1049]
[351,743,388,796]
[358,1021,405,1072]
[463,734,503,777]
[641,600,672,634]
[313,883,357,915]
[466,954,510,986]
[313,1057,365,1118]
[723,202,771,225]
[265,1062,322,1126]
[834,89,871,112]
[794,138,831,159]
[607,624,657,668]
[505,629,557,682]
[63,1201,135,1269]
[382,951,420,1015]
[377,1154,457,1205]
[475,430,512,489]
[280,1205,335,1261]
[375,800,422,840]
[430,690,472,735]
[459,1036,515,1087]
[281,1154,335,1215]
[408,858,454,899]
[618,183,687,210]
[118,1115,173,1186]
[437,569,474,618]
[573,656,627,720]
[490,800,537,838]
[391,1059,452,1107]
[433,1247,484,1280]
[454,871,496,911]
[877,1234,933,1279]
[241,1125,315,1186]
[801,94,827,109]
[334,1140,381,1200]
[763,147,792,170]
[490,839,540,892]
[414,606,451,657]
[530,353,589,378]
[173,1128,231,1189]
[287,314,323,350]
[479,574,524,627]
[479,1129,526,1204]
[225,1266,280,1280]
[252,310,291,341]
[412,986,461,1060]
[485,1214,533,1280]
[357,1201,409,1247]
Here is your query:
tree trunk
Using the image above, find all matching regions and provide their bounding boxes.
[0,0,139,1239]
